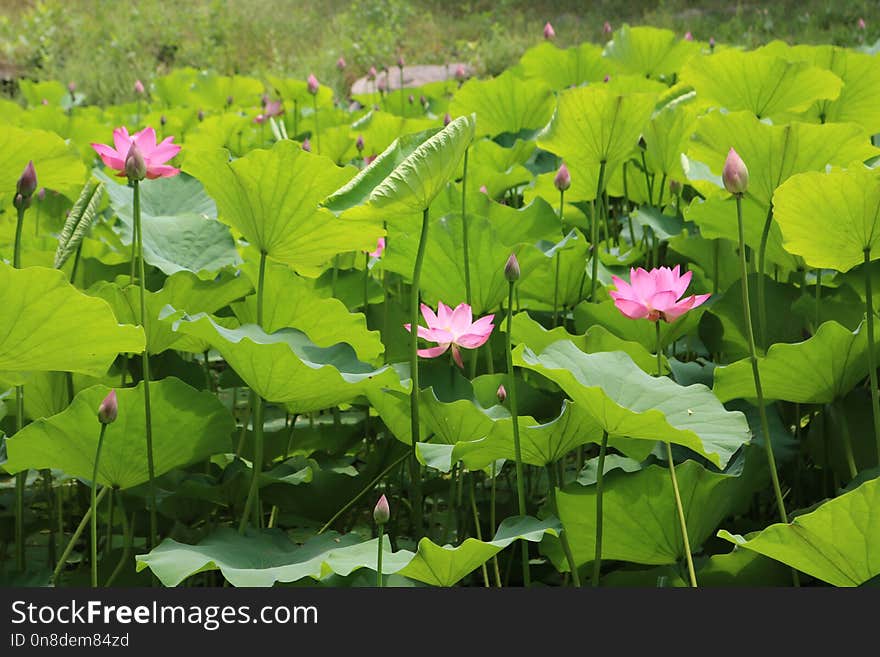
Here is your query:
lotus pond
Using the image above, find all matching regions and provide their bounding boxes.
[1,25,879,588]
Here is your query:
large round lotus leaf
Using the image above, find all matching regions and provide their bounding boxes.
[772,166,880,273]
[513,341,750,468]
[757,41,880,133]
[714,320,878,404]
[231,259,383,363]
[537,86,657,185]
[0,125,87,208]
[603,25,701,79]
[558,460,754,567]
[266,75,335,109]
[2,378,233,489]
[347,110,438,161]
[680,49,842,120]
[323,114,476,221]
[154,68,265,109]
[516,41,616,90]
[573,299,704,352]
[185,140,377,276]
[0,264,145,384]
[642,103,697,182]
[167,311,405,410]
[449,70,555,138]
[688,110,879,208]
[719,476,880,587]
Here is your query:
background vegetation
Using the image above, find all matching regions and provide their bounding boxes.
[0,0,876,105]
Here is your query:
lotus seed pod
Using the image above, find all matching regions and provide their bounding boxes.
[722,148,749,195]
[504,253,520,282]
[554,163,571,192]
[16,160,37,199]
[98,390,118,425]
[373,494,390,525]
[124,143,147,182]
[496,384,507,404]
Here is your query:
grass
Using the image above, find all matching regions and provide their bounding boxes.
[0,0,876,105]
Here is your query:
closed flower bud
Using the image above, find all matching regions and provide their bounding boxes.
[603,74,610,83]
[13,193,27,210]
[397,55,405,68]
[356,134,365,152]
[37,187,46,202]
[554,163,571,192]
[16,160,37,199]
[709,37,716,50]
[98,390,118,425]
[307,73,320,95]
[722,148,749,195]
[443,112,451,126]
[67,81,76,94]
[160,114,167,126]
[603,21,612,35]
[479,184,488,194]
[504,253,520,282]
[124,143,147,182]
[419,94,427,106]
[373,494,390,524]
[455,64,467,81]
[302,137,311,152]
[134,79,145,95]
[408,94,414,104]
[543,22,556,40]
[337,56,346,71]
[226,95,234,107]
[684,31,693,41]
[669,179,682,195]
[496,384,507,403]
[368,66,377,80]
[197,109,205,122]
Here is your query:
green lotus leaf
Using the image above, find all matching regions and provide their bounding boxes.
[516,234,591,312]
[772,166,880,272]
[558,460,755,567]
[688,110,879,208]
[642,103,697,183]
[266,75,335,109]
[155,69,265,109]
[167,311,405,410]
[323,114,476,220]
[347,110,439,161]
[418,387,505,446]
[449,70,555,138]
[185,140,377,276]
[573,299,704,351]
[604,25,701,79]
[232,259,383,363]
[0,125,87,209]
[537,85,657,191]
[680,49,843,120]
[516,41,615,89]
[2,378,233,489]
[714,320,878,404]
[513,341,750,467]
[0,264,144,384]
[718,476,880,587]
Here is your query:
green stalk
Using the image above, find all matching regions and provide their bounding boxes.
[756,207,774,349]
[657,173,667,209]
[133,181,158,550]
[13,203,26,571]
[829,404,858,480]
[363,252,370,313]
[468,476,490,587]
[312,95,320,154]
[408,207,431,538]
[505,280,530,587]
[553,187,565,327]
[863,247,880,464]
[376,523,385,587]
[399,65,405,116]
[640,151,653,206]
[239,251,268,533]
[461,148,473,309]
[489,462,501,587]
[589,161,607,303]
[656,322,697,587]
[52,487,108,585]
[546,465,580,587]
[815,269,822,330]
[592,430,608,587]
[736,196,789,524]
[90,424,108,588]
[712,239,720,296]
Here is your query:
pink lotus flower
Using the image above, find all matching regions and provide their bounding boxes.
[369,237,385,258]
[91,126,180,179]
[264,100,283,118]
[405,302,495,368]
[609,266,710,322]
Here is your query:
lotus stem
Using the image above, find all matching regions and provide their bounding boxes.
[862,247,880,465]
[489,463,502,587]
[657,173,667,209]
[815,269,822,331]
[640,151,653,205]
[665,442,698,587]
[592,430,608,587]
[504,280,530,587]
[756,206,774,349]
[546,465,580,587]
[312,95,320,154]
[553,188,565,327]
[90,423,108,587]
[590,161,607,303]
[363,252,370,313]
[468,476,490,587]
[133,181,158,550]
[13,204,26,571]
[52,487,108,585]
[376,523,384,587]
[239,250,268,534]
[461,147,473,309]
[829,403,858,480]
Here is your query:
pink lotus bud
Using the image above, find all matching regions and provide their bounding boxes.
[684,31,693,41]
[13,193,26,210]
[455,64,467,81]
[373,494,390,524]
[419,94,427,106]
[496,384,507,403]
[543,22,555,40]
[134,79,145,95]
[377,77,387,93]
[254,113,265,124]
[443,112,451,126]
[397,55,405,68]
[356,134,364,152]
[408,94,414,104]
[858,18,866,30]
[337,56,347,70]
[16,160,37,199]
[709,37,716,50]
[160,114,167,126]
[124,143,146,182]
[365,154,377,165]
[37,187,46,202]
[669,179,682,195]
[368,66,377,80]
[504,253,520,282]
[722,148,749,195]
[226,95,234,106]
[554,163,571,192]
[98,390,118,425]
[603,75,610,83]
[302,137,311,152]
[603,21,612,35]
[41,98,48,105]
[197,109,205,121]
[479,184,488,194]
[307,73,319,95]
[67,81,76,94]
